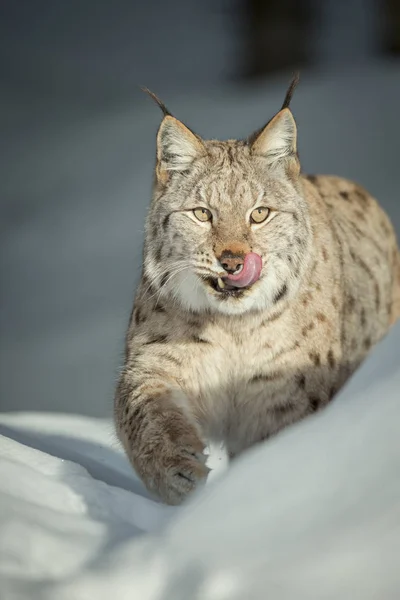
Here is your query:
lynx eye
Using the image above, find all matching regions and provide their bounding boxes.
[193,207,212,222]
[250,207,270,224]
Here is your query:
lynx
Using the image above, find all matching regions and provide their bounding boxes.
[114,76,400,505]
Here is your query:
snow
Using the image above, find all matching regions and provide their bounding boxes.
[0,322,399,599]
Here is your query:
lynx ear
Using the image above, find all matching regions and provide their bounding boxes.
[251,108,299,172]
[250,72,300,179]
[156,116,205,183]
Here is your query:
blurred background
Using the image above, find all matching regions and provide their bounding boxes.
[1,0,399,417]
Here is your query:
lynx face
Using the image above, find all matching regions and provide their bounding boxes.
[143,103,313,315]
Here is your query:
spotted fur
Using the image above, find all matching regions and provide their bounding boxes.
[114,78,400,505]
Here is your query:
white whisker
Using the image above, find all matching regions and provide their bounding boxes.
[149,264,192,305]
[142,259,192,298]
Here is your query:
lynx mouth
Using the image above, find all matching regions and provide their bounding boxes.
[206,277,247,297]
[204,253,263,298]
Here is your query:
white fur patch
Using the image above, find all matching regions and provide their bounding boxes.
[171,270,210,312]
[171,264,293,316]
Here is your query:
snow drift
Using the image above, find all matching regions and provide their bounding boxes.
[1,323,399,599]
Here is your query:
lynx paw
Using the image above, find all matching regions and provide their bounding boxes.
[162,449,210,505]
[139,432,210,505]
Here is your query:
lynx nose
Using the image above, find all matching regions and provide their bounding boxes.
[219,251,245,275]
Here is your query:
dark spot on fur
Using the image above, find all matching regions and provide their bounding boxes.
[302,322,315,337]
[142,274,156,296]
[327,349,335,368]
[134,308,146,325]
[354,187,369,207]
[315,282,322,292]
[374,282,380,311]
[360,307,366,327]
[298,374,306,389]
[363,336,372,350]
[351,222,362,240]
[272,341,299,358]
[125,402,148,440]
[322,246,328,262]
[302,292,313,307]
[292,212,299,222]
[309,396,321,411]
[260,310,283,326]
[151,221,158,239]
[160,271,170,287]
[273,401,296,415]
[273,283,288,304]
[316,312,327,322]
[339,191,349,200]
[129,404,143,423]
[192,335,209,344]
[154,244,162,263]
[332,296,338,308]
[162,214,171,230]
[251,371,283,384]
[163,354,182,367]
[309,352,321,366]
[346,295,355,312]
[306,174,318,184]
[354,209,366,221]
[144,335,168,345]
[227,145,235,164]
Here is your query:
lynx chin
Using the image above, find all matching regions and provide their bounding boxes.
[114,75,400,505]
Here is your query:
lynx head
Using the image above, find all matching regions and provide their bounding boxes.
[143,75,313,316]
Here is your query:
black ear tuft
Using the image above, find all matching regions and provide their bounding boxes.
[141,87,172,117]
[281,72,300,111]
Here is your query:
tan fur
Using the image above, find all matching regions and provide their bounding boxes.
[114,85,400,505]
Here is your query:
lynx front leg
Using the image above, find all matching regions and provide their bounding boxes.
[115,373,209,505]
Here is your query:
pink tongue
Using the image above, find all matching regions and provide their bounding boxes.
[225,252,262,288]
